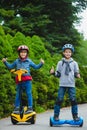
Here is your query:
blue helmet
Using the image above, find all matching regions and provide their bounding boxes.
[62,44,74,52]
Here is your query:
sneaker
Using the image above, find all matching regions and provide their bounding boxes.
[13,107,20,114]
[73,114,80,121]
[25,107,33,114]
[54,115,59,121]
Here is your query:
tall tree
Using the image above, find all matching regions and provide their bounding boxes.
[0,0,87,48]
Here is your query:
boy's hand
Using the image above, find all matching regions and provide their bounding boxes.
[74,72,80,78]
[77,73,80,78]
[2,58,7,62]
[40,58,44,64]
[50,66,55,74]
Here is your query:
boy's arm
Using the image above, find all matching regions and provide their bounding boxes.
[74,62,80,78]
[55,61,61,77]
[2,58,16,70]
[30,59,44,69]
[50,62,61,77]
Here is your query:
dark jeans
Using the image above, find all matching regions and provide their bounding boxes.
[15,80,32,108]
[54,87,78,117]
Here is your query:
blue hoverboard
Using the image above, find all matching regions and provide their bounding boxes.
[50,116,83,127]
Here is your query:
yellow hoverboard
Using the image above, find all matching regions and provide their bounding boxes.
[10,69,36,125]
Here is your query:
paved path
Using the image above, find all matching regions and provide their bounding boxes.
[0,104,87,130]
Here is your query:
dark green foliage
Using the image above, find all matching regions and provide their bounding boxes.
[75,40,87,65]
[0,0,87,50]
[0,63,15,118]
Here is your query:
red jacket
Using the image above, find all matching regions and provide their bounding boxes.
[15,75,32,84]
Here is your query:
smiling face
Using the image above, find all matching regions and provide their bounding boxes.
[63,49,72,59]
[19,50,28,59]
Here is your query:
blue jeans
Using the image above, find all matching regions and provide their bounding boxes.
[54,87,78,117]
[15,80,32,108]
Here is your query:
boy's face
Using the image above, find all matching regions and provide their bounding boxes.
[63,49,72,59]
[19,50,28,59]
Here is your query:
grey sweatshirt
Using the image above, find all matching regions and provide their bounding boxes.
[55,58,79,87]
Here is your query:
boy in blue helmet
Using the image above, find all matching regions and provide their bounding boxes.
[50,44,80,121]
[2,45,44,113]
